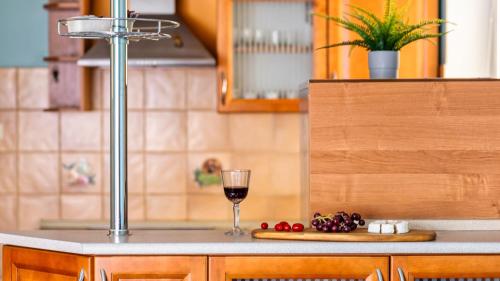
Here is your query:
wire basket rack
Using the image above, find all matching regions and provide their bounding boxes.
[58,17,179,41]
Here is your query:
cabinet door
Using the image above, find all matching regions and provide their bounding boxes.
[3,246,92,281]
[95,256,207,281]
[210,256,389,281]
[392,255,500,281]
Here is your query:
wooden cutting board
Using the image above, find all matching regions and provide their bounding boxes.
[252,228,436,242]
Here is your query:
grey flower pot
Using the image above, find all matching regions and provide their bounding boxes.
[368,51,400,79]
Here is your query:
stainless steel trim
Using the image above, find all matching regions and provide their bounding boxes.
[398,267,406,281]
[376,269,384,281]
[109,0,129,237]
[100,269,107,281]
[78,268,85,281]
[221,72,228,105]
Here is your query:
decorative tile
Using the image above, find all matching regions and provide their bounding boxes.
[145,112,186,151]
[274,114,301,153]
[0,153,16,193]
[187,111,229,151]
[0,68,16,109]
[187,152,230,194]
[19,153,59,194]
[18,68,49,109]
[0,195,17,230]
[187,194,231,221]
[146,194,187,220]
[61,112,101,151]
[19,111,58,151]
[61,194,102,220]
[145,68,186,109]
[270,153,301,196]
[19,195,59,230]
[104,194,144,221]
[103,152,144,194]
[229,114,274,151]
[186,68,216,109]
[0,112,16,152]
[231,152,272,195]
[103,111,143,152]
[146,153,186,194]
[61,153,101,193]
[102,68,144,109]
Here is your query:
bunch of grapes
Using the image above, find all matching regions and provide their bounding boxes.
[311,211,365,233]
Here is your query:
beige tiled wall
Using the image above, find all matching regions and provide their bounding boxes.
[0,67,303,230]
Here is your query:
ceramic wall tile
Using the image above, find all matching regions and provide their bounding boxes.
[61,194,102,220]
[61,153,102,193]
[187,194,231,221]
[0,112,16,152]
[272,195,301,220]
[19,112,58,151]
[102,68,144,110]
[61,112,101,151]
[145,68,186,109]
[18,153,59,194]
[274,114,301,153]
[0,68,16,109]
[0,153,16,193]
[0,195,17,230]
[103,152,144,194]
[18,195,59,230]
[269,153,301,196]
[187,111,229,151]
[146,194,187,220]
[103,111,143,152]
[229,114,274,151]
[103,194,144,221]
[187,152,230,194]
[18,68,49,109]
[186,68,216,110]
[145,112,186,151]
[231,153,272,195]
[146,153,186,194]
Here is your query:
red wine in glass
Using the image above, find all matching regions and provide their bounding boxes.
[224,186,248,204]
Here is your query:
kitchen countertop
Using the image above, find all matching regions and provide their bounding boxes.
[2,229,500,255]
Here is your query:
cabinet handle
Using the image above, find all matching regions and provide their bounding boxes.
[376,268,384,281]
[220,72,227,106]
[397,267,406,281]
[78,268,85,281]
[100,269,107,281]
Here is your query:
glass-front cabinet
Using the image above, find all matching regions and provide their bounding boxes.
[217,0,328,112]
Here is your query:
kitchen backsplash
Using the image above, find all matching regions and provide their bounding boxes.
[0,67,302,230]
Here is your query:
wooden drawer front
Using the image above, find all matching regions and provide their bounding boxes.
[392,256,500,281]
[2,246,92,281]
[210,256,389,281]
[95,256,207,281]
[48,62,83,108]
[49,9,82,57]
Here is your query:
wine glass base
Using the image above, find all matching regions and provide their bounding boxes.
[225,228,245,236]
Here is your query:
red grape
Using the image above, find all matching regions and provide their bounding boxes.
[292,223,304,232]
[274,223,284,231]
[260,222,268,230]
[283,224,291,232]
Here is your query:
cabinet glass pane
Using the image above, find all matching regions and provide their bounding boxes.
[232,0,313,100]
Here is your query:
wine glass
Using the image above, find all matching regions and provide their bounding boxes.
[221,169,250,236]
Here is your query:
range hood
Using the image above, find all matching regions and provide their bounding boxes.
[78,14,215,67]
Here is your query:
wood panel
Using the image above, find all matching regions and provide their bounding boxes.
[328,0,439,79]
[95,256,207,281]
[392,256,500,280]
[2,246,92,281]
[308,80,500,219]
[210,256,389,281]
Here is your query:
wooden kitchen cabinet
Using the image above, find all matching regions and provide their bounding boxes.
[95,256,207,281]
[210,256,389,280]
[217,0,328,112]
[392,256,500,281]
[2,246,92,281]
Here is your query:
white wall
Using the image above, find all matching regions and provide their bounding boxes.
[445,0,496,78]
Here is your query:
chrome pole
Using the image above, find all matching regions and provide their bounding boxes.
[109,0,129,236]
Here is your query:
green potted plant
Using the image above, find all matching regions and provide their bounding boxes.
[316,0,448,79]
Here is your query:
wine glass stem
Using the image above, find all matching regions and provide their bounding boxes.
[233,203,240,230]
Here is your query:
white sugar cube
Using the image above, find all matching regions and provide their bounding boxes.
[381,223,395,234]
[395,221,410,234]
[368,223,381,233]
